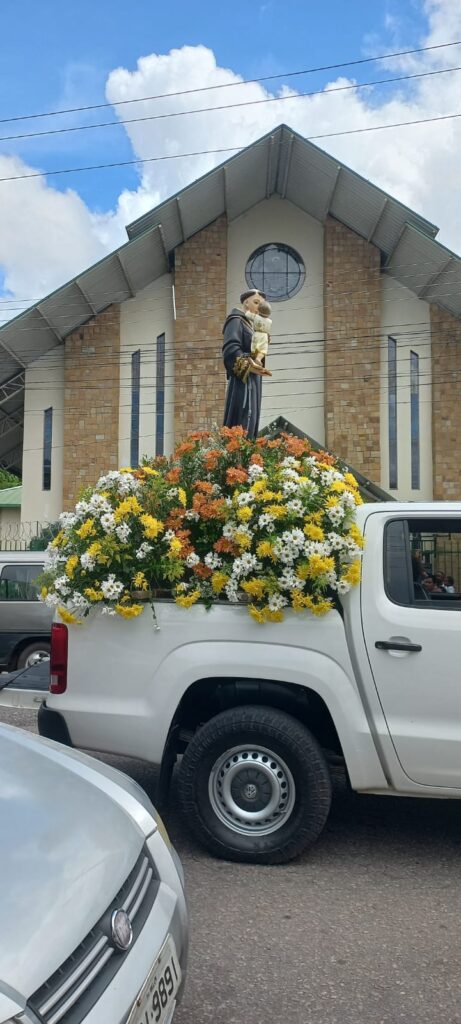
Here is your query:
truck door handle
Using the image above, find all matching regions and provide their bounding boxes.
[375,640,422,653]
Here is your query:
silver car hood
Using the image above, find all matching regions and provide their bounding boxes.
[0,724,147,1001]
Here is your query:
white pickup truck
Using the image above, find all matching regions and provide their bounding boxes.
[6,501,461,864]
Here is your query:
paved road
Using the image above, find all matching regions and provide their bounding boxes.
[3,707,461,1024]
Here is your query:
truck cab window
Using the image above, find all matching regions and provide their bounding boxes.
[385,518,461,608]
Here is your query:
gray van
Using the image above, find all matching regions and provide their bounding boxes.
[0,551,53,670]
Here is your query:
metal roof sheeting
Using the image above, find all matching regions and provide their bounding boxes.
[0,485,21,508]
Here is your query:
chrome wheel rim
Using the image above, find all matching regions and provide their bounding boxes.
[208,744,296,836]
[24,650,50,668]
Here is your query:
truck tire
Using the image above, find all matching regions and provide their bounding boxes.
[177,705,332,864]
[16,641,50,670]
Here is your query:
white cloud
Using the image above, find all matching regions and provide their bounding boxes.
[2,0,461,307]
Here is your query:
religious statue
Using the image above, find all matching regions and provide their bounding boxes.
[222,289,272,439]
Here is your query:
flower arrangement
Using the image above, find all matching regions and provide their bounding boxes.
[40,427,364,625]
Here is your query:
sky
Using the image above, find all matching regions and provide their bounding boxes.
[0,0,460,308]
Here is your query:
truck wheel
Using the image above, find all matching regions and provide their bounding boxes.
[16,642,50,670]
[177,705,332,864]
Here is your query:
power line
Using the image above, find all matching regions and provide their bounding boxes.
[2,110,461,184]
[2,38,460,127]
[2,65,461,145]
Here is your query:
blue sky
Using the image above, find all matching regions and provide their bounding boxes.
[1,0,460,303]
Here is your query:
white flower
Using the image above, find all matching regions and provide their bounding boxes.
[185,510,200,521]
[80,552,96,570]
[258,513,275,530]
[321,470,335,486]
[71,591,90,612]
[212,483,222,495]
[286,499,304,515]
[268,593,288,611]
[101,575,124,600]
[117,474,141,496]
[281,457,300,469]
[75,500,90,519]
[87,493,112,515]
[100,512,116,533]
[116,523,131,543]
[237,492,255,506]
[248,464,265,480]
[278,568,303,590]
[282,480,299,496]
[164,529,175,541]
[167,487,178,499]
[136,542,153,560]
[225,581,240,603]
[54,576,70,595]
[101,606,117,616]
[204,552,222,569]
[186,552,200,568]
[280,467,300,481]
[327,505,345,526]
[336,580,351,596]
[44,592,60,608]
[58,511,78,528]
[223,521,237,539]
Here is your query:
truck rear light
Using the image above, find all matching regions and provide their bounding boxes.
[50,623,68,694]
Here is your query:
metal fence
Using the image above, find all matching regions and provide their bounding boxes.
[0,521,53,552]
[414,536,461,589]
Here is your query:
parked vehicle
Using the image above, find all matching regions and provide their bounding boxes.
[5,502,461,864]
[0,721,187,1024]
[0,551,52,670]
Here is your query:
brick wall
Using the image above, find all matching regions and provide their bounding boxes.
[63,305,120,509]
[324,217,381,479]
[173,216,228,440]
[430,303,461,500]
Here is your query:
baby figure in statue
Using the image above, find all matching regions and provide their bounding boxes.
[244,298,272,369]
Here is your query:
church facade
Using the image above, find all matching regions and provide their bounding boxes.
[1,124,460,535]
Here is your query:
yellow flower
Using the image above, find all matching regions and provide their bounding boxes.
[40,586,48,599]
[265,609,284,622]
[249,604,267,624]
[211,571,229,594]
[140,514,164,539]
[177,487,187,508]
[344,472,358,488]
[237,506,253,522]
[342,560,361,586]
[261,490,283,502]
[58,606,81,625]
[65,555,79,578]
[140,466,159,476]
[234,530,252,550]
[330,480,347,494]
[50,531,65,548]
[133,571,149,591]
[291,590,309,612]
[84,587,104,602]
[326,496,340,509]
[114,496,143,521]
[250,479,268,495]
[241,579,266,599]
[307,554,335,577]
[115,603,145,618]
[256,540,275,559]
[119,467,135,473]
[76,518,95,540]
[169,537,183,555]
[310,598,333,616]
[266,504,288,518]
[348,524,364,549]
[303,522,325,541]
[296,561,310,581]
[175,589,201,608]
[87,541,102,558]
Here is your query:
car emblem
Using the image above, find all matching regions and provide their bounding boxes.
[110,909,133,951]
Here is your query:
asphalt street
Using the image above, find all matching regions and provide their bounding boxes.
[3,706,461,1024]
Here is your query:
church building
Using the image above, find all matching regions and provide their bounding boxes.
[1,123,460,536]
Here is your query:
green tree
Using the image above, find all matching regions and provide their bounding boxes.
[0,468,20,490]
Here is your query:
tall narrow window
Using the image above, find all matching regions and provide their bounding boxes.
[130,349,141,468]
[410,350,420,490]
[43,407,52,491]
[388,337,398,489]
[156,333,165,456]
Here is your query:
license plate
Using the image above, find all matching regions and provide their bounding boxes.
[127,935,181,1024]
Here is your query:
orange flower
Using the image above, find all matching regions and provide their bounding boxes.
[193,563,213,579]
[192,494,227,520]
[280,432,311,457]
[214,537,239,555]
[226,467,248,485]
[249,453,264,466]
[313,450,335,465]
[256,437,268,448]
[204,448,222,470]
[195,480,214,494]
[220,425,246,439]
[267,438,283,449]
[174,441,195,457]
[226,439,243,453]
[166,467,181,483]
[189,430,211,441]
